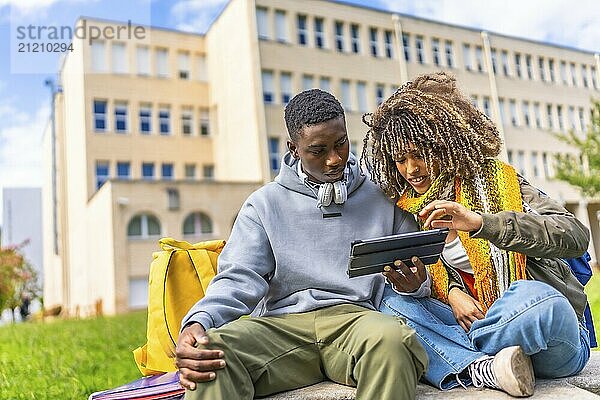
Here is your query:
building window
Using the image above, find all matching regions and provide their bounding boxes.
[127,213,161,239]
[470,95,478,109]
[350,24,360,54]
[199,109,210,136]
[402,33,410,61]
[482,96,491,117]
[415,36,424,64]
[498,98,506,124]
[376,84,385,105]
[195,55,207,81]
[167,188,179,210]
[507,149,514,165]
[570,63,577,86]
[90,40,106,72]
[542,152,551,178]
[203,165,214,180]
[369,27,378,57]
[275,10,287,42]
[183,212,213,236]
[139,105,151,134]
[522,101,530,127]
[320,77,331,92]
[111,42,128,74]
[490,48,497,74]
[475,46,484,72]
[95,161,109,189]
[501,50,510,76]
[568,106,576,131]
[136,45,150,76]
[581,65,589,88]
[515,53,522,78]
[142,162,155,180]
[525,55,533,79]
[128,278,148,309]
[117,162,130,179]
[314,17,324,49]
[591,66,598,89]
[269,137,280,172]
[557,105,564,131]
[181,108,193,136]
[548,58,555,82]
[162,163,174,180]
[356,81,367,113]
[302,74,314,91]
[297,14,307,46]
[159,107,170,135]
[462,43,471,71]
[178,52,190,80]
[262,70,274,103]
[93,100,107,132]
[531,152,539,178]
[156,48,169,78]
[445,41,453,68]
[431,38,440,66]
[509,99,518,126]
[350,140,358,156]
[546,104,554,129]
[578,107,586,132]
[560,61,568,84]
[538,56,546,82]
[533,102,541,128]
[114,102,128,133]
[384,30,393,58]
[516,151,526,176]
[335,21,344,52]
[256,7,269,40]
[185,163,196,180]
[280,72,292,105]
[340,80,352,111]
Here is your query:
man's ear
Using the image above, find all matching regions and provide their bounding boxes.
[287,140,299,159]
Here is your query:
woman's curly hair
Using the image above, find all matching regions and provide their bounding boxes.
[361,72,503,199]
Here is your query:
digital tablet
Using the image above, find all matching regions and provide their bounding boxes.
[347,228,449,278]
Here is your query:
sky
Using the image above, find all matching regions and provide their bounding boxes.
[0,0,599,225]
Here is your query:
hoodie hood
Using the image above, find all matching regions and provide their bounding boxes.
[275,151,365,199]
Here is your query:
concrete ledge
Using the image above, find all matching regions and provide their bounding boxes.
[261,352,600,399]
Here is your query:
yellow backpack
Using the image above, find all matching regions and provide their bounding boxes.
[133,237,225,376]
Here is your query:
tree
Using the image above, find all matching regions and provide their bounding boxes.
[0,242,40,322]
[553,100,600,198]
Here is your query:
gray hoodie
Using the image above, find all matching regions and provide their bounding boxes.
[182,152,418,330]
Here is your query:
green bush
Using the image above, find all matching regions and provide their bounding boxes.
[0,311,146,400]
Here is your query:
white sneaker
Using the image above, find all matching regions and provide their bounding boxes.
[468,346,535,397]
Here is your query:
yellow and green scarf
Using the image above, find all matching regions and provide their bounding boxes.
[396,159,527,311]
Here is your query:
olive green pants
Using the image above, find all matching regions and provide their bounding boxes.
[184,304,427,400]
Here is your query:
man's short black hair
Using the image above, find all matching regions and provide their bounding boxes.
[284,89,345,141]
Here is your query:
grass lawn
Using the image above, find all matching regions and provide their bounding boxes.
[0,310,147,400]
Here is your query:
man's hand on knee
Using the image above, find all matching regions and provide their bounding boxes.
[176,322,226,390]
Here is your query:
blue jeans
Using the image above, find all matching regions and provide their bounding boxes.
[379,280,591,390]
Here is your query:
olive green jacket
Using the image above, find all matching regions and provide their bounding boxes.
[467,177,590,320]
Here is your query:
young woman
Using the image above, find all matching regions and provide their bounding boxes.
[362,72,591,397]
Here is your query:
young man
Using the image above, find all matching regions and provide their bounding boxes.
[175,89,428,400]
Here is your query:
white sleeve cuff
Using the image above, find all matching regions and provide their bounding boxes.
[389,269,431,298]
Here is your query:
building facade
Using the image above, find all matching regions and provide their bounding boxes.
[43,0,600,315]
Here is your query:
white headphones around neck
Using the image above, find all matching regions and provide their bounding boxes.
[317,181,347,207]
